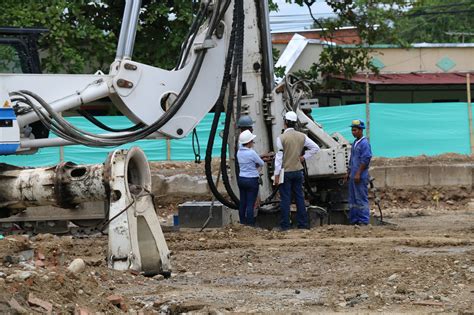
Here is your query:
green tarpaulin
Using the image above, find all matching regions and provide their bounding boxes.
[0,102,471,166]
[312,102,471,158]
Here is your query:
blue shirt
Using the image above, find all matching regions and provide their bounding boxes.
[237,147,264,178]
[349,137,372,179]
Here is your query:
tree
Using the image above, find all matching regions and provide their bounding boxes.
[279,0,408,79]
[386,0,474,44]
[0,1,196,73]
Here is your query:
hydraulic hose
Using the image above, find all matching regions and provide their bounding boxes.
[13,0,228,147]
[303,160,319,200]
[204,0,240,209]
[220,0,244,207]
[175,1,209,70]
[77,109,144,132]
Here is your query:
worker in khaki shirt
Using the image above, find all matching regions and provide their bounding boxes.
[274,111,319,230]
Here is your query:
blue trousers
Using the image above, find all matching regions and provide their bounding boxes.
[279,170,309,230]
[238,177,259,225]
[348,177,370,224]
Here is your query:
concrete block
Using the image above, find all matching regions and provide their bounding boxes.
[429,165,472,187]
[178,201,239,228]
[152,174,227,196]
[166,174,209,195]
[369,167,386,188]
[151,174,168,196]
[385,166,429,188]
[197,179,211,194]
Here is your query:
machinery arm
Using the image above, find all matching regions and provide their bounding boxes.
[6,0,347,200]
[0,0,230,152]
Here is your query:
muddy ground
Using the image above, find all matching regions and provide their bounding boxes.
[0,155,472,314]
[0,209,472,314]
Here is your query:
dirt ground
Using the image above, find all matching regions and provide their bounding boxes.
[0,208,472,314]
[0,155,472,314]
[151,155,474,217]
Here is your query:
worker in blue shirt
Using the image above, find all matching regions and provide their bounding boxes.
[237,130,265,226]
[346,119,373,225]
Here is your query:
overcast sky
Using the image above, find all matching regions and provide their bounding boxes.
[269,0,335,32]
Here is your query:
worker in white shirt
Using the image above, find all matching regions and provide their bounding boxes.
[237,130,265,226]
[274,111,320,230]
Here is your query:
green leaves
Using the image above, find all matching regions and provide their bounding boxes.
[280,0,407,83]
[0,0,195,73]
[389,0,474,44]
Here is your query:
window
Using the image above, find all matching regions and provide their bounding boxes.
[0,44,22,73]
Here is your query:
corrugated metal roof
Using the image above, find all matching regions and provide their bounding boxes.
[334,72,474,85]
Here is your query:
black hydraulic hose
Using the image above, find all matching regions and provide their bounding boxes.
[176,1,211,70]
[14,1,227,147]
[77,109,144,132]
[205,96,236,209]
[204,0,239,209]
[174,2,208,70]
[232,0,245,183]
[260,185,280,207]
[303,161,319,200]
[14,50,206,146]
[219,0,244,207]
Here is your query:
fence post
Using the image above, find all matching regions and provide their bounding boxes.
[166,102,171,161]
[365,73,370,140]
[59,112,64,163]
[467,73,473,154]
[166,139,171,161]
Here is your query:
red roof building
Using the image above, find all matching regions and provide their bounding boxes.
[317,72,474,106]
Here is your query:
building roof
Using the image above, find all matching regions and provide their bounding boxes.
[333,72,474,85]
[340,43,474,49]
[272,27,361,45]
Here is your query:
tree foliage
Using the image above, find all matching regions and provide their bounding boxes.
[4,0,446,80]
[0,1,196,73]
[281,0,407,79]
[385,0,474,44]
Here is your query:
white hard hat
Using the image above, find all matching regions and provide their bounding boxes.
[285,111,297,122]
[239,130,256,144]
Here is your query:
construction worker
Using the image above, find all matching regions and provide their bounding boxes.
[237,115,254,133]
[237,114,274,160]
[274,111,319,230]
[237,130,265,226]
[346,119,373,225]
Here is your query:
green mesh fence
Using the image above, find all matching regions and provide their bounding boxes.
[0,102,471,166]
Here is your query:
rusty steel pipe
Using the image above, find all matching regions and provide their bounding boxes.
[0,162,107,210]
